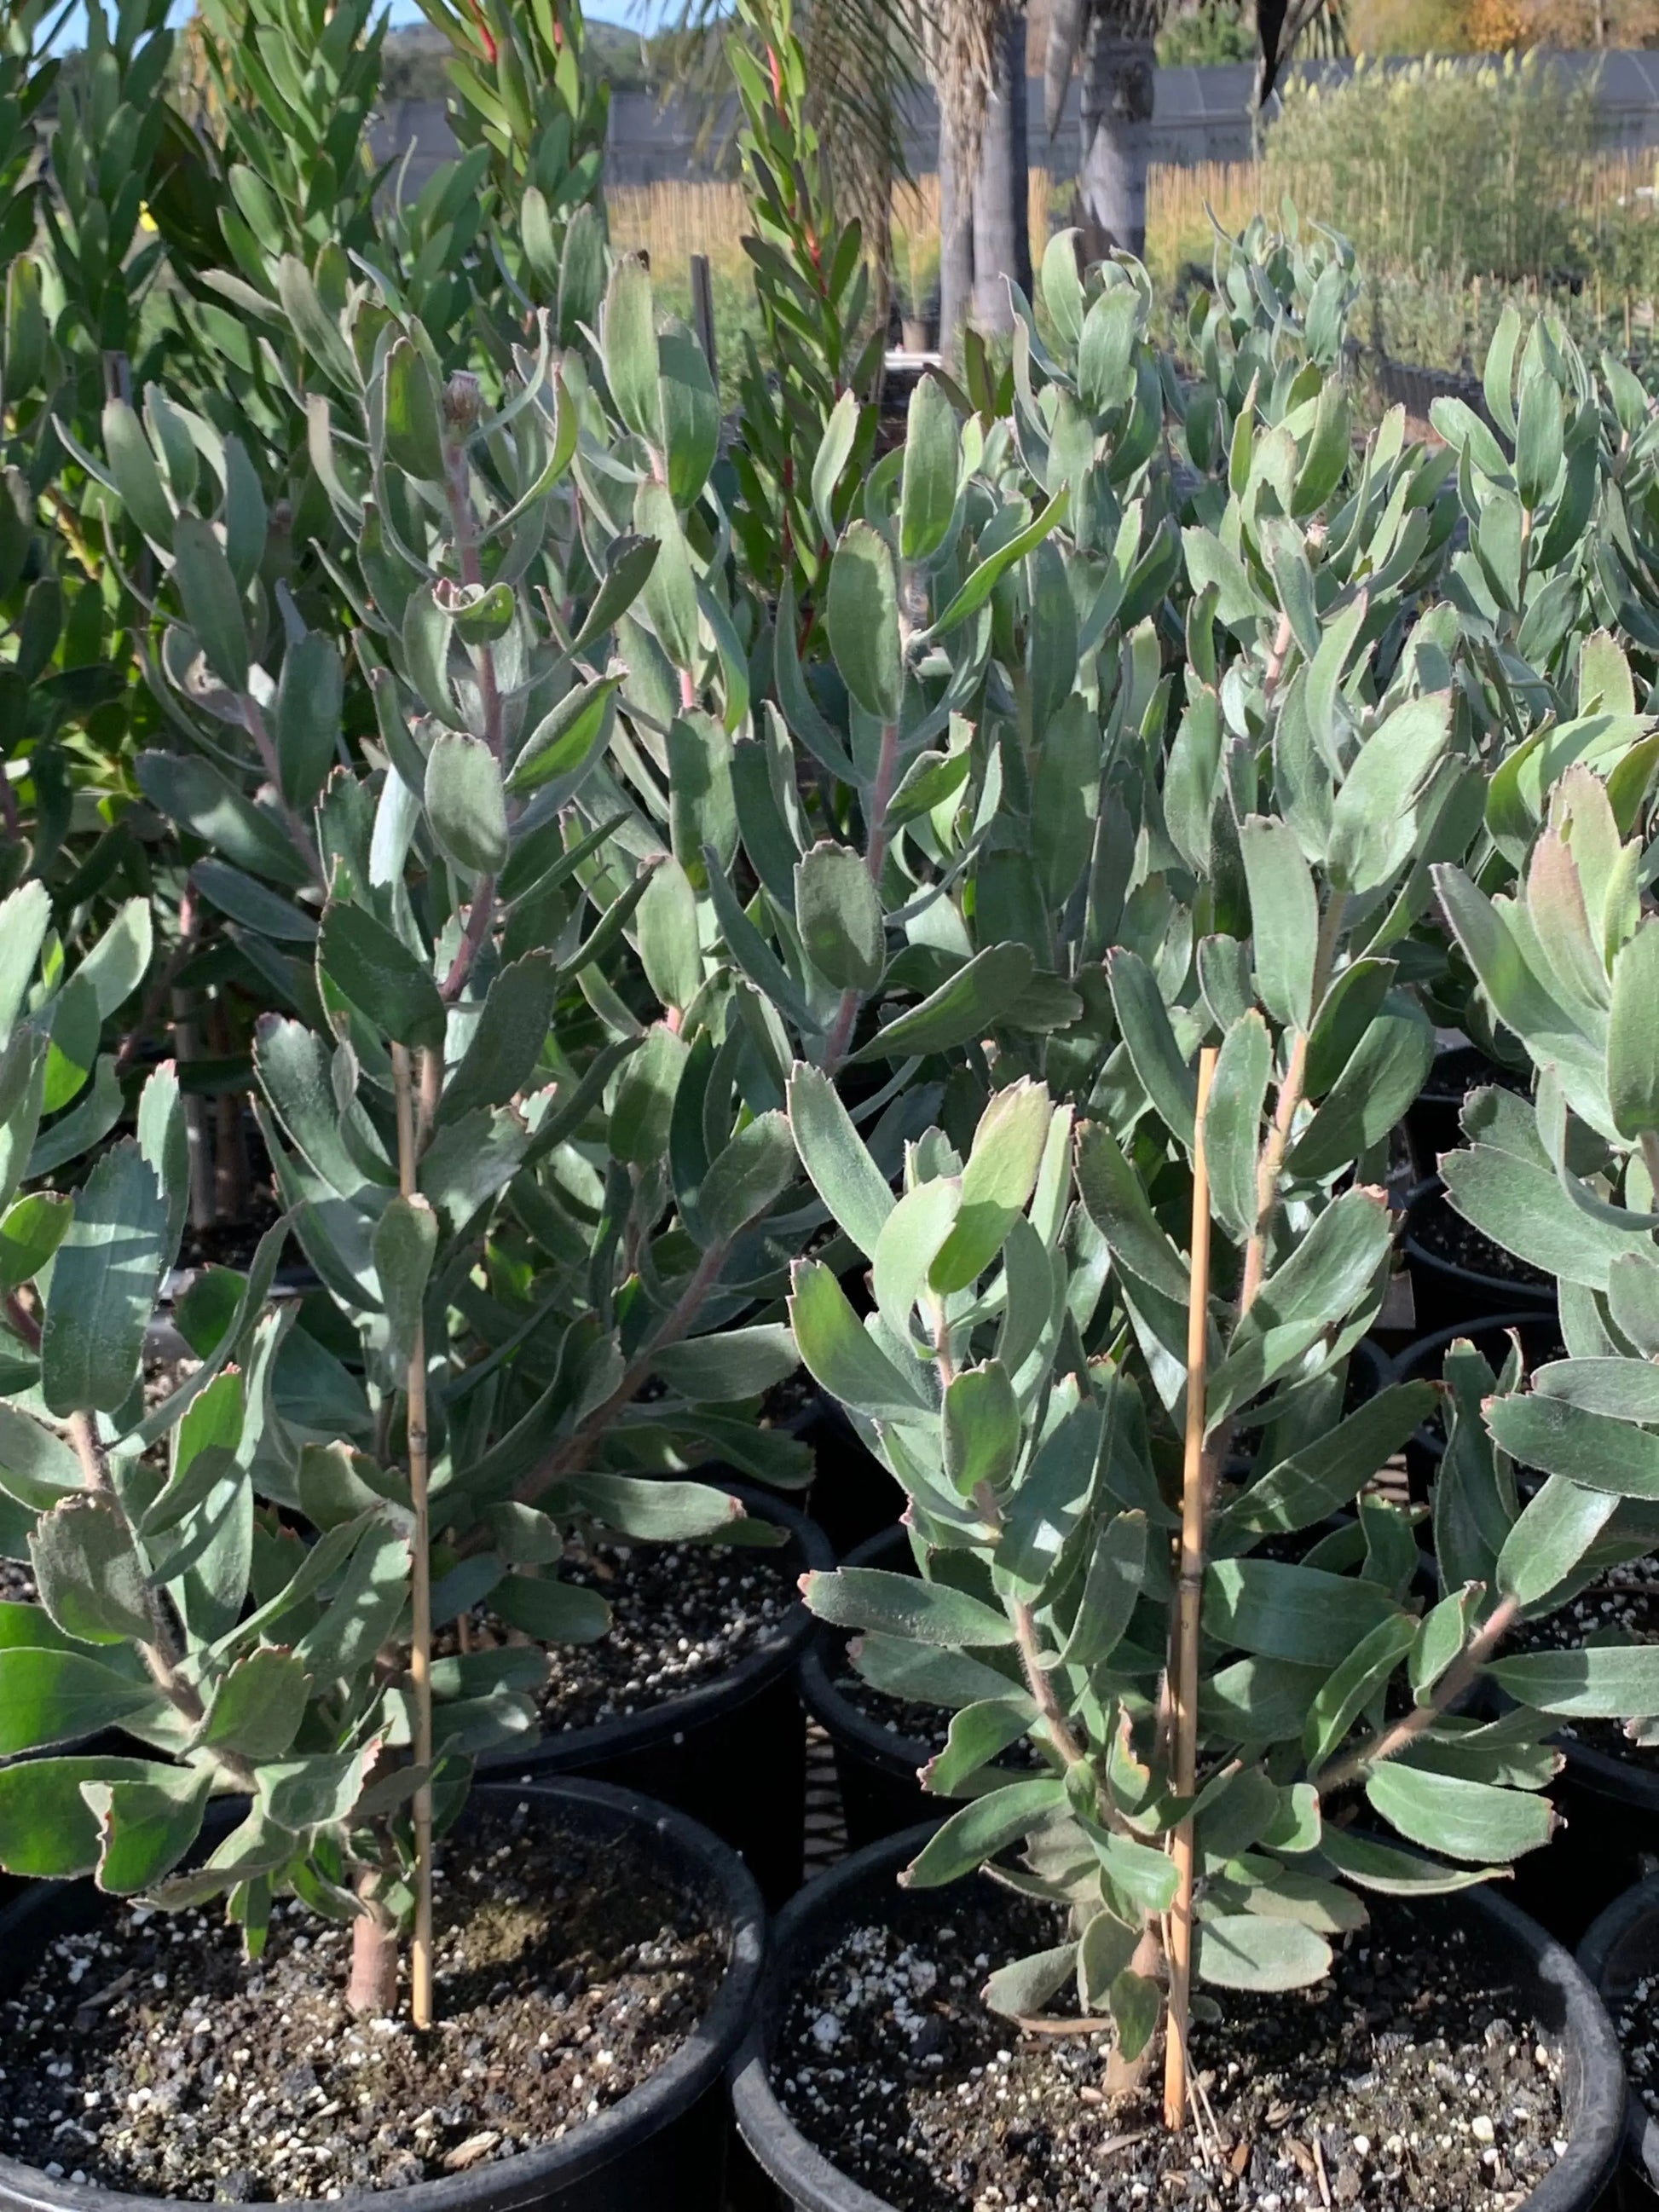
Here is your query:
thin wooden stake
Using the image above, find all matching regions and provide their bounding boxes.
[1164,1045,1217,2134]
[392,1042,435,2032]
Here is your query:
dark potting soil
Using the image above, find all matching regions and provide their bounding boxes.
[830,1666,943,1753]
[1410,1200,1552,1294]
[0,1556,36,1598]
[448,1538,799,1736]
[1506,1555,1659,1766]
[0,1802,724,2201]
[773,1884,1566,2212]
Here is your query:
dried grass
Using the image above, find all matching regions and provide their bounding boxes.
[605,168,1059,302]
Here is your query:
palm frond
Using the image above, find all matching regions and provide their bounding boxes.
[660,0,920,244]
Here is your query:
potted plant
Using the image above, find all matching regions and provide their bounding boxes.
[730,263,1642,2206]
[733,1062,1627,2208]
[84,229,847,1896]
[1425,764,1659,1938]
[0,343,772,2212]
[1578,1874,1659,2201]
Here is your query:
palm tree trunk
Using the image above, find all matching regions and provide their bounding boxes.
[971,4,1030,333]
[939,108,974,363]
[1077,22,1156,261]
[1009,4,1032,303]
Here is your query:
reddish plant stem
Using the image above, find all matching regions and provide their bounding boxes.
[391,1042,436,2030]
[242,696,325,887]
[347,1899,401,2016]
[440,876,496,1003]
[511,1238,731,1507]
[1315,1594,1523,1794]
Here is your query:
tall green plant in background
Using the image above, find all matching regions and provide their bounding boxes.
[1262,54,1599,287]
[728,0,882,624]
[411,0,610,349]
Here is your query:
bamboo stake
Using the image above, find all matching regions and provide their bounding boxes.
[1163,1045,1218,2134]
[392,1041,436,2032]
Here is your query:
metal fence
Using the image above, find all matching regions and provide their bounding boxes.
[369,50,1659,195]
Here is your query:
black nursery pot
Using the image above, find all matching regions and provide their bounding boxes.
[1394,1308,1568,1505]
[796,1528,932,1852]
[1403,1177,1558,1337]
[1404,1042,1532,1186]
[731,1823,1627,2212]
[489,1484,833,1909]
[1580,1874,1659,2203]
[0,1777,765,2212]
[793,1394,901,1560]
[1513,1738,1659,1951]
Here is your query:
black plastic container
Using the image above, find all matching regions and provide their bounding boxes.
[1580,1874,1659,2205]
[489,1486,833,1908]
[795,1395,901,1560]
[1403,1178,1558,1336]
[1513,1738,1659,1951]
[1405,1042,1532,1186]
[732,1822,1627,2212]
[796,1528,932,1851]
[0,1777,765,2212]
[1393,1308,1567,1503]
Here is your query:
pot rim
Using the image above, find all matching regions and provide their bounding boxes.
[1391,1306,1569,1467]
[0,1776,765,2212]
[1579,1871,1659,2185]
[483,1480,832,1776]
[732,1820,1626,2212]
[796,1528,931,1783]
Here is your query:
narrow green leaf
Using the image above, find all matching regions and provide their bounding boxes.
[1241,817,1319,1031]
[1364,1761,1553,1863]
[803,1565,1014,1647]
[795,841,884,993]
[425,732,508,876]
[789,1259,929,1418]
[900,375,958,563]
[319,904,444,1049]
[787,1062,894,1259]
[900,1778,1067,1887]
[171,513,250,693]
[931,1078,1052,1295]
[826,522,903,723]
[854,944,1035,1062]
[384,337,447,480]
[40,1141,169,1417]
